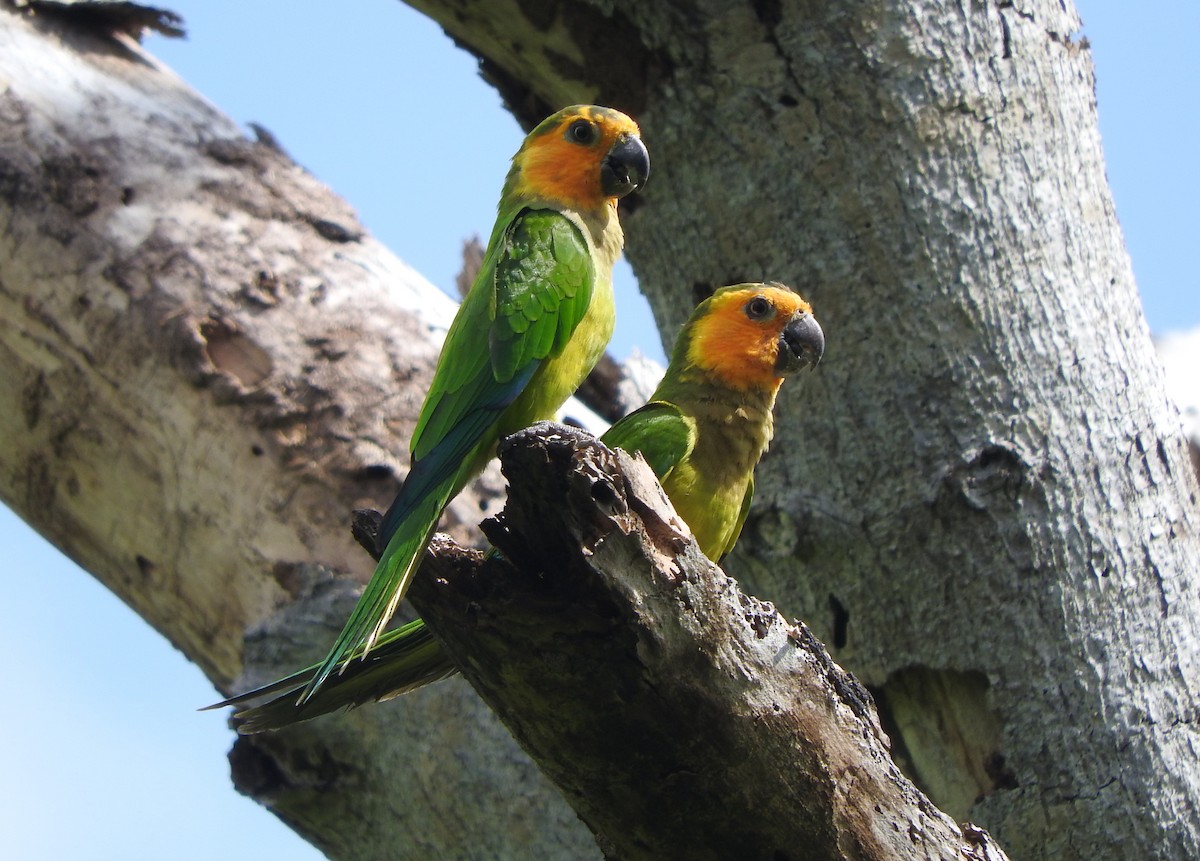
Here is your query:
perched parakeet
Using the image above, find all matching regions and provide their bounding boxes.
[292,105,647,700]
[601,282,824,560]
[213,284,822,731]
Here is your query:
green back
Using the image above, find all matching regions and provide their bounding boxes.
[411,208,594,462]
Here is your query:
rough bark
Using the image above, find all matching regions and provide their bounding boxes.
[408,0,1200,858]
[0,6,597,858]
[403,423,1010,861]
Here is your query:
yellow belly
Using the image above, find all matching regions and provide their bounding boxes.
[663,461,749,561]
[499,275,616,436]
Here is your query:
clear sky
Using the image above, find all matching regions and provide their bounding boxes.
[3,2,1196,859]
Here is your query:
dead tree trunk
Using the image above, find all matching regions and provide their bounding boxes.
[408,0,1200,858]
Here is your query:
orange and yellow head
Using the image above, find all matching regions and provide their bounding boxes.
[509,105,649,212]
[682,283,824,391]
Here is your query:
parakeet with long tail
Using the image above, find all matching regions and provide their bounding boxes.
[212,283,822,731]
[293,105,647,700]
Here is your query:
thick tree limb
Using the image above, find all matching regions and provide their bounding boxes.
[401,423,1008,861]
[0,7,596,857]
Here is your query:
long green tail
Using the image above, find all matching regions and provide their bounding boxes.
[204,619,456,733]
[300,483,451,702]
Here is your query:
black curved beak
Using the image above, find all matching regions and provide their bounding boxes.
[600,133,650,199]
[776,311,825,375]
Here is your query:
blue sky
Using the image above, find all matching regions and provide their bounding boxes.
[3,2,1196,858]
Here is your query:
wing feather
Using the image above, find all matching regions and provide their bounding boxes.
[412,208,593,461]
[601,402,696,482]
[301,208,597,699]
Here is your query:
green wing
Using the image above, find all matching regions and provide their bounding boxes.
[300,208,596,701]
[601,401,696,482]
[410,208,595,462]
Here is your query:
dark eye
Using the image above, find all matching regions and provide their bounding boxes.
[745,296,774,320]
[566,119,597,145]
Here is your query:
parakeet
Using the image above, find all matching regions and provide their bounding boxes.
[601,282,824,560]
[212,283,822,731]
[297,105,647,700]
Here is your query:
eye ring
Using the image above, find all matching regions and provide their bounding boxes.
[566,119,597,145]
[745,295,774,320]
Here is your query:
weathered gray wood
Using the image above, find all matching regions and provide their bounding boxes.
[0,7,596,858]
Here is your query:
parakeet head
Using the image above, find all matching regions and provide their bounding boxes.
[509,105,649,212]
[682,283,824,391]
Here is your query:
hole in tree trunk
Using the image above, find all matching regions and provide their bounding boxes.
[870,666,1015,821]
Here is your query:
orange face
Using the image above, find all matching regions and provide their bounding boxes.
[513,105,647,212]
[685,284,820,391]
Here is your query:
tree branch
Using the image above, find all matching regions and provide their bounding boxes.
[403,423,1010,861]
[0,8,596,857]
